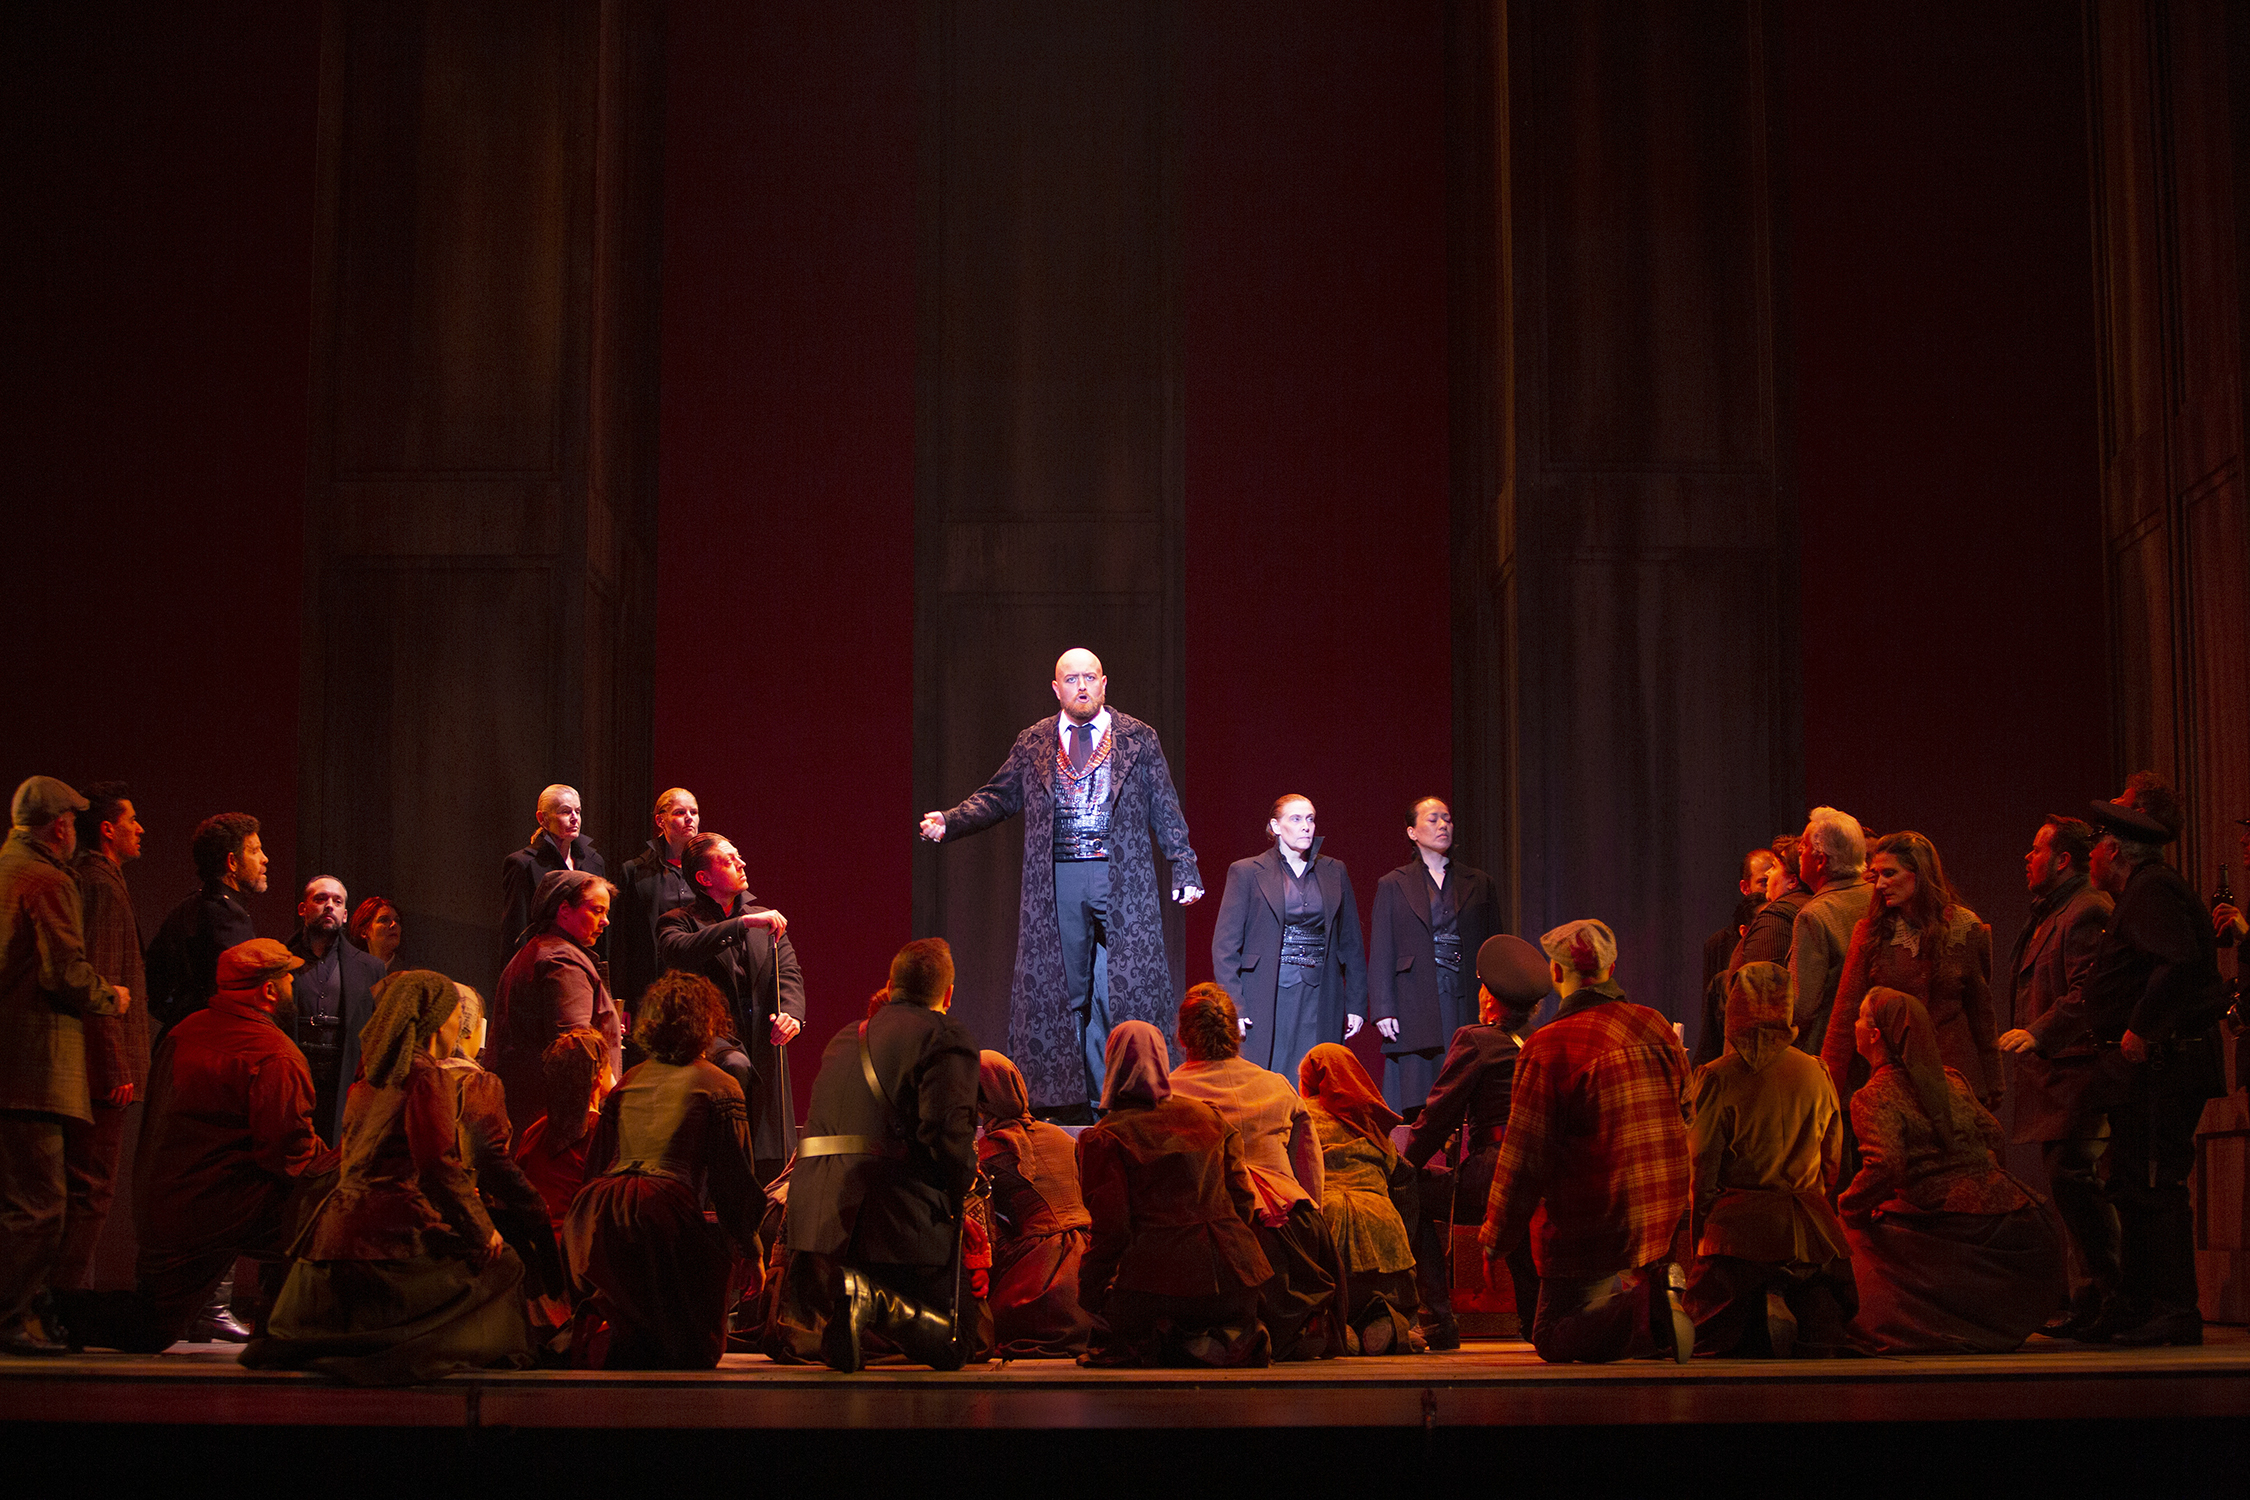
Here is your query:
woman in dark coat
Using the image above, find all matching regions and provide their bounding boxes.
[492,870,621,1133]
[975,1051,1094,1359]
[564,971,765,1370]
[1298,1043,1420,1354]
[1822,831,1998,1130]
[1210,795,1369,1085]
[1839,988,2063,1354]
[1075,1020,1275,1367]
[242,970,532,1385]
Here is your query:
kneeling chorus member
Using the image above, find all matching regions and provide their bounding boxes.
[1170,981,1341,1361]
[1402,934,1550,1348]
[975,1051,1094,1359]
[1299,1043,1420,1355]
[1481,918,1695,1365]
[245,971,531,1385]
[788,938,979,1374]
[1684,962,1855,1357]
[566,973,766,1370]
[1077,1020,1274,1368]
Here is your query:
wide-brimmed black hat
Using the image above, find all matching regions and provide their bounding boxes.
[1476,934,1551,1007]
[2088,799,2176,845]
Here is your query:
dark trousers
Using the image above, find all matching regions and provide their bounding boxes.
[1055,859,1111,1107]
[2109,1078,2205,1315]
[57,1101,129,1291]
[135,1168,335,1346]
[0,1109,68,1331]
[2042,1123,2120,1309]
[1530,1263,1672,1364]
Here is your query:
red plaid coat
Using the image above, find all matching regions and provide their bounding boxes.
[1480,981,1691,1280]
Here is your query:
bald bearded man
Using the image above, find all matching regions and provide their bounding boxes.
[920,649,1202,1119]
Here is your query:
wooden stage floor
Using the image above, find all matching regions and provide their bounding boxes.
[7,1325,2247,1432]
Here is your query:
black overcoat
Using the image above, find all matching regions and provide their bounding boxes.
[1210,840,1367,1065]
[1366,858,1500,1056]
[658,889,805,1161]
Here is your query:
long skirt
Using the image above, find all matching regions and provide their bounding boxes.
[1083,1284,1270,1369]
[989,1225,1093,1359]
[240,1248,531,1386]
[1845,1204,2065,1354]
[565,1174,736,1369]
[1257,1201,1343,1361]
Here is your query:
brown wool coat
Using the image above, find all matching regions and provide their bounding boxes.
[0,831,121,1122]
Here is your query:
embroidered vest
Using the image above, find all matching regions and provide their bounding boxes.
[1051,727,1115,861]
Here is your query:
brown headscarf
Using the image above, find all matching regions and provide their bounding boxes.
[1298,1042,1402,1150]
[357,969,462,1090]
[523,868,611,949]
[1724,961,1797,1073]
[1099,1019,1172,1111]
[978,1050,1032,1124]
[1865,985,1955,1151]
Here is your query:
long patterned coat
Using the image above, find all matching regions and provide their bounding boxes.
[940,710,1200,1108]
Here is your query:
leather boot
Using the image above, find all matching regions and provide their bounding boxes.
[819,1267,879,1374]
[868,1280,968,1371]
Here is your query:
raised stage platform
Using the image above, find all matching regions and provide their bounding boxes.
[10,1329,2246,1493]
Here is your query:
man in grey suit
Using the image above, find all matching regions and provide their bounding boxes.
[1787,806,1871,1057]
[1997,815,2115,1336]
[1211,795,1368,1084]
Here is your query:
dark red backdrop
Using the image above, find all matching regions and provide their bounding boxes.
[5,2,2104,1121]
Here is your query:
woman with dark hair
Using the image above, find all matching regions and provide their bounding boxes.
[491,869,621,1133]
[564,971,765,1369]
[1210,795,1368,1084]
[242,971,532,1385]
[1076,1020,1274,1367]
[1821,832,1998,1133]
[974,1051,1093,1359]
[1840,988,2063,1353]
[348,897,403,972]
[1169,982,1341,1361]
[1298,1043,1420,1354]
[515,1027,613,1233]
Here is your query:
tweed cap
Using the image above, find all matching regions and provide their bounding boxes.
[11,775,87,829]
[1538,917,1618,977]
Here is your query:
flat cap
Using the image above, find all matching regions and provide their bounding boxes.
[1476,934,1552,1006]
[1540,917,1618,977]
[217,938,304,989]
[11,776,87,829]
[2088,798,2176,846]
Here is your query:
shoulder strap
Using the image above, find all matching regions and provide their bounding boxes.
[855,1019,892,1110]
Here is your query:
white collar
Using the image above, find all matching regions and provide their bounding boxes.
[1058,708,1112,744]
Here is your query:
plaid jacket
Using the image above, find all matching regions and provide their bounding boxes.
[1480,980,1691,1280]
[72,850,151,1095]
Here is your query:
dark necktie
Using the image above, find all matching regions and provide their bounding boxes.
[1070,722,1093,772]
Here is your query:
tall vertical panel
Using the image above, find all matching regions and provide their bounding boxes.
[2084,0,2250,1317]
[912,1,1187,1059]
[1453,0,1799,1039]
[300,0,663,990]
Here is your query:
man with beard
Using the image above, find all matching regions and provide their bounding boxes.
[284,875,387,1141]
[146,813,265,1028]
[2026,788,2225,1345]
[0,777,128,1355]
[614,787,702,1010]
[919,648,1202,1120]
[129,940,337,1350]
[658,833,801,1182]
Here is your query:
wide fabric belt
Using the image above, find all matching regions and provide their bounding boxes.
[798,1134,907,1161]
